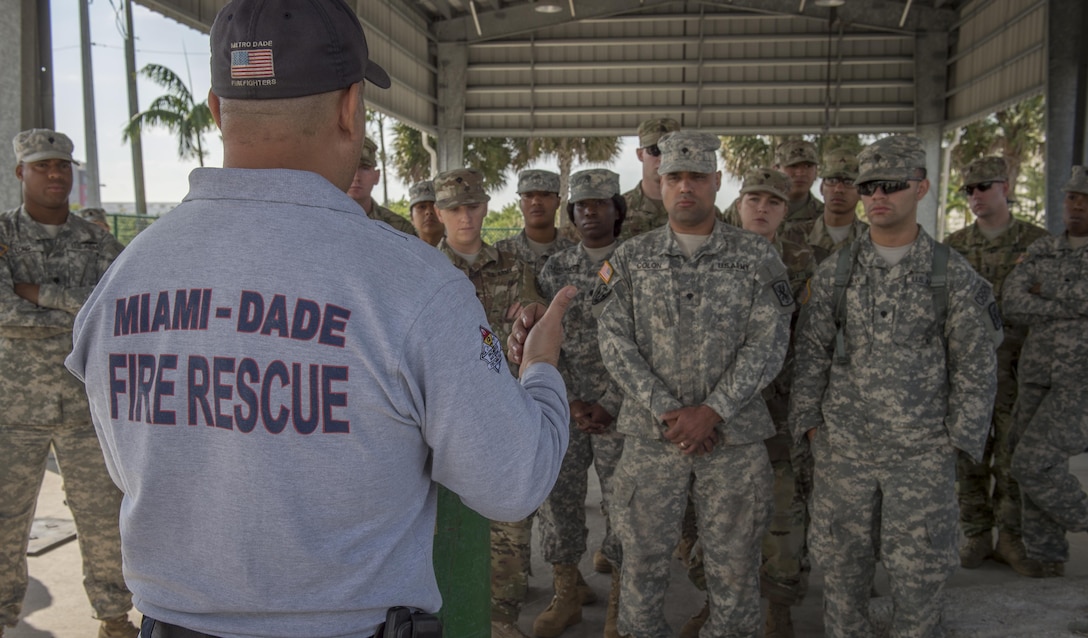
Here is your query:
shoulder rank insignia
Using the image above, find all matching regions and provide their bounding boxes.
[598,260,614,285]
[479,326,504,373]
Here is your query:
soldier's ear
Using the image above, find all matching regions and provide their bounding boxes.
[14,164,23,181]
[915,179,931,200]
[714,171,722,192]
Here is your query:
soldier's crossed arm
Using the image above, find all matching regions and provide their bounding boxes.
[0,240,76,337]
[1003,238,1088,324]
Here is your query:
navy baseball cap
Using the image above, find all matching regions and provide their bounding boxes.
[210,0,391,100]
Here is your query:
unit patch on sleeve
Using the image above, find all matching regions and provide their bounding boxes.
[598,260,614,285]
[479,326,504,373]
[772,279,795,308]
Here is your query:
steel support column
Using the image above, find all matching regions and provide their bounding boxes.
[435,42,467,172]
[914,30,950,235]
[1,0,53,208]
[1045,0,1088,234]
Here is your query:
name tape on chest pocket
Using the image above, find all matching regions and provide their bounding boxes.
[712,261,751,272]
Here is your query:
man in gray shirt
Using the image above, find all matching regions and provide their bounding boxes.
[64,2,573,637]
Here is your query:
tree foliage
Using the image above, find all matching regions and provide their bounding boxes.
[718,133,864,177]
[944,94,1046,229]
[389,123,520,192]
[122,63,215,166]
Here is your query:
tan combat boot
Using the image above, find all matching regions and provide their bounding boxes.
[575,568,597,605]
[959,529,993,568]
[764,601,795,638]
[98,615,139,638]
[593,548,612,574]
[532,564,583,638]
[993,531,1044,577]
[678,597,709,638]
[603,570,621,638]
[1039,561,1065,578]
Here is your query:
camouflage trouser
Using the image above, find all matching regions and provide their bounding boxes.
[611,437,772,638]
[1010,383,1088,563]
[491,517,532,623]
[810,439,957,638]
[957,343,1023,537]
[678,433,811,606]
[0,422,131,627]
[537,423,624,566]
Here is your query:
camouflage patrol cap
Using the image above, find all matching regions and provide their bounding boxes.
[775,140,818,168]
[13,129,77,164]
[739,168,790,201]
[1061,165,1088,195]
[408,180,435,208]
[856,135,926,184]
[657,131,721,175]
[433,168,491,209]
[819,148,859,180]
[517,169,560,194]
[961,157,1008,187]
[359,138,378,168]
[637,117,681,148]
[569,169,621,202]
[79,207,108,226]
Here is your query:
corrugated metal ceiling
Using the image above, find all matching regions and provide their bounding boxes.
[135,0,1042,137]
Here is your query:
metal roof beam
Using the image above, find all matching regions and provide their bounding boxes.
[465,103,913,116]
[699,0,958,32]
[134,0,225,34]
[433,0,681,42]
[466,79,913,93]
[469,32,909,48]
[465,124,916,137]
[468,56,913,71]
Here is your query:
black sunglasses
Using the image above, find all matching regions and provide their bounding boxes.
[823,177,855,188]
[856,180,917,197]
[643,145,661,157]
[961,181,1000,196]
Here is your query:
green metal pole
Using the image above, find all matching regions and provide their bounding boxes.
[433,486,490,637]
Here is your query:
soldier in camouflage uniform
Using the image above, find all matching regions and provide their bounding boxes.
[597,131,791,638]
[796,148,868,264]
[432,168,544,638]
[408,180,444,246]
[1006,165,1088,580]
[678,168,815,638]
[534,169,628,638]
[946,157,1049,576]
[348,137,417,236]
[496,170,574,274]
[720,139,825,228]
[618,118,679,241]
[790,135,1001,638]
[0,130,136,638]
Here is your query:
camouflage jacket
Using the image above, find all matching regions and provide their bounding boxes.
[368,202,417,236]
[790,229,1001,462]
[494,229,574,276]
[763,227,816,425]
[945,217,1048,354]
[0,207,124,423]
[786,191,824,224]
[595,221,793,443]
[538,243,624,416]
[438,239,542,359]
[619,183,668,241]
[1002,234,1088,384]
[796,216,869,264]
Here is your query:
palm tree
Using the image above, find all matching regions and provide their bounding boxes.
[388,122,518,191]
[122,63,215,166]
[718,134,863,178]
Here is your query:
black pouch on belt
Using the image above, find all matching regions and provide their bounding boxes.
[376,606,443,638]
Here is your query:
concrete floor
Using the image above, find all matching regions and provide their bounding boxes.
[8,456,1088,637]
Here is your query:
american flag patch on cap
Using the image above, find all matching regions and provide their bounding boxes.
[231,49,274,79]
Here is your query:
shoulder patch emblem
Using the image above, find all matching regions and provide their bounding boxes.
[987,302,1002,331]
[598,260,614,284]
[973,283,992,307]
[799,279,812,305]
[591,282,612,305]
[772,279,795,307]
[479,326,504,373]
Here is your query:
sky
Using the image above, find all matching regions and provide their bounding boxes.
[50,1,741,215]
